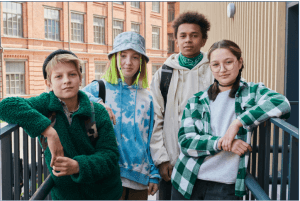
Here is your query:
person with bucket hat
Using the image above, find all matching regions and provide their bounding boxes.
[82,32,160,200]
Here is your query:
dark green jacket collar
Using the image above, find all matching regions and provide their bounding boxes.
[48,90,92,118]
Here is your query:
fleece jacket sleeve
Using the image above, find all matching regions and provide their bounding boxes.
[0,93,52,138]
[71,103,120,183]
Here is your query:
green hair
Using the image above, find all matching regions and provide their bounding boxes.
[102,52,149,88]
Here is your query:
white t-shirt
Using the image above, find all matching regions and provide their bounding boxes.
[197,90,240,184]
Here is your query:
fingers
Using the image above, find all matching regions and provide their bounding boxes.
[151,184,158,195]
[148,183,153,195]
[52,169,67,177]
[218,138,223,150]
[112,113,116,125]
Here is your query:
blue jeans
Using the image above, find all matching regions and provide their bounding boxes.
[157,179,172,200]
[171,179,240,200]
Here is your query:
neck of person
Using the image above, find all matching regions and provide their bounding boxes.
[182,51,201,58]
[124,77,134,86]
[62,96,79,112]
[218,81,235,92]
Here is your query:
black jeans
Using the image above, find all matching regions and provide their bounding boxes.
[171,179,240,200]
[157,179,173,200]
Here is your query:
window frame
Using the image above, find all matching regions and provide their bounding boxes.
[152,64,162,76]
[94,62,107,80]
[113,19,124,41]
[152,26,160,50]
[71,12,84,42]
[5,61,26,96]
[152,2,160,13]
[93,16,105,44]
[3,2,23,37]
[168,3,175,22]
[131,2,140,9]
[44,7,60,41]
[131,22,140,34]
[168,33,175,53]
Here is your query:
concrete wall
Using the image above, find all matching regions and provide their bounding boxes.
[180,2,286,94]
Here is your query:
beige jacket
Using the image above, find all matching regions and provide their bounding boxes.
[150,52,214,166]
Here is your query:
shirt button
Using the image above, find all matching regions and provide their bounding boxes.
[238,172,241,174]
[236,94,239,97]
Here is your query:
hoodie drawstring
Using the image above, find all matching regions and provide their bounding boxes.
[134,86,138,141]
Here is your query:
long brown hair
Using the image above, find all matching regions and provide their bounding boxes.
[207,40,244,101]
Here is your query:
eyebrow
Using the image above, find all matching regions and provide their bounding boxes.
[179,32,199,34]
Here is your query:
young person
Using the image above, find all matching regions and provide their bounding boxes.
[171,40,291,200]
[149,12,214,200]
[82,32,160,200]
[0,50,123,200]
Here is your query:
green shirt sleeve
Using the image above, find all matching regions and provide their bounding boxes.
[0,93,52,138]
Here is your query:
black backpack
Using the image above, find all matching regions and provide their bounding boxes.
[160,64,173,109]
[92,79,106,103]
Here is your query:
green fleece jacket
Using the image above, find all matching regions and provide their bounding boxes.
[0,90,123,200]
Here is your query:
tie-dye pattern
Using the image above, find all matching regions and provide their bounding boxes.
[82,79,160,185]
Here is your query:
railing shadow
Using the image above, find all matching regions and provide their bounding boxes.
[0,117,298,200]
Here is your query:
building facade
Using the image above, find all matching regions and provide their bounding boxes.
[0,1,169,99]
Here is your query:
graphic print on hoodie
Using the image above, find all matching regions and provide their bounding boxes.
[82,79,160,185]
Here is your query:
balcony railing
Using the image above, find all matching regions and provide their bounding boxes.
[0,117,298,200]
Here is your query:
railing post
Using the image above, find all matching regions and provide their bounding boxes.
[14,128,20,200]
[263,121,271,194]
[271,125,279,200]
[288,135,299,200]
[280,131,289,200]
[257,124,266,189]
[1,132,13,199]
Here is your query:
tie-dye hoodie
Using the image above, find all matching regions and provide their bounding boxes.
[82,79,160,186]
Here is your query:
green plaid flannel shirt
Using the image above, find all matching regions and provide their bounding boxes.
[171,81,291,199]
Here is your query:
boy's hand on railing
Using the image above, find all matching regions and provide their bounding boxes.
[99,100,116,125]
[148,183,158,196]
[52,156,80,177]
[218,119,243,151]
[42,126,64,167]
[230,139,252,156]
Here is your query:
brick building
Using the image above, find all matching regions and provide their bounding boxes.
[0,1,179,100]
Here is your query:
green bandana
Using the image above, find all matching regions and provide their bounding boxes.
[178,52,203,70]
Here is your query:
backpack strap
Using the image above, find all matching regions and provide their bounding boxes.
[160,64,173,109]
[92,79,106,103]
[39,102,99,151]
[85,102,99,147]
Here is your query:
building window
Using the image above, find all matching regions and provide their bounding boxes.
[80,63,86,89]
[168,33,175,53]
[152,64,162,76]
[152,27,160,49]
[113,20,123,40]
[131,2,140,8]
[94,17,105,44]
[114,2,123,5]
[95,63,107,80]
[168,3,175,22]
[71,13,84,42]
[44,8,60,41]
[152,2,160,13]
[3,2,23,37]
[6,62,25,95]
[131,23,140,34]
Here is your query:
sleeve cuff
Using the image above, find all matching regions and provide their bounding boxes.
[149,178,159,184]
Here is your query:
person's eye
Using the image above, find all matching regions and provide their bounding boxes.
[70,73,77,76]
[212,63,219,67]
[193,35,198,37]
[133,56,139,59]
[55,75,61,78]
[226,61,233,64]
[180,35,185,38]
[121,54,126,58]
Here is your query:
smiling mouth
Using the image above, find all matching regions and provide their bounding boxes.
[63,87,73,90]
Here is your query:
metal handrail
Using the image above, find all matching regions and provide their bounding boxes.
[245,173,271,200]
[30,175,54,200]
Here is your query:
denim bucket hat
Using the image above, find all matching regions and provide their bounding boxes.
[108,31,149,63]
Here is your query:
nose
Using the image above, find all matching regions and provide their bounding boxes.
[63,75,71,84]
[185,35,192,43]
[219,63,227,72]
[125,56,132,65]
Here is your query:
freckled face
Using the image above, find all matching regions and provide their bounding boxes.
[46,62,82,102]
